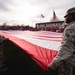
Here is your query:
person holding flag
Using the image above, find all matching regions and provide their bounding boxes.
[47,7,75,75]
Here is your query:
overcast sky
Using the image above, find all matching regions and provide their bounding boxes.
[0,0,75,27]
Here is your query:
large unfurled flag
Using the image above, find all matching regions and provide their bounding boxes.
[0,31,62,70]
[41,14,44,18]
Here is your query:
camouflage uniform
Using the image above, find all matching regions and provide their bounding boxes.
[51,21,75,75]
[0,36,7,72]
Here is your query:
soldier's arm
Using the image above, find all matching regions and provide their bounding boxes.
[47,25,75,70]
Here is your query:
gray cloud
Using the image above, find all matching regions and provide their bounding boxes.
[0,0,14,11]
[0,0,75,26]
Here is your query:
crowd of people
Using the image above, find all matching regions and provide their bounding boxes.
[0,25,37,31]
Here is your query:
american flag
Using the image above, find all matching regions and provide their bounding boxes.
[0,31,62,70]
[41,14,45,18]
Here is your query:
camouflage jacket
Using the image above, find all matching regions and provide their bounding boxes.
[0,36,7,72]
[51,21,75,75]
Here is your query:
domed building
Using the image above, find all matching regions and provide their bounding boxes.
[35,10,64,31]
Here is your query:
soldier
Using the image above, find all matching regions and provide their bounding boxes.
[47,7,75,75]
[0,35,7,73]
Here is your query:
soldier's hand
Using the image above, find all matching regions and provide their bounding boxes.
[47,63,56,71]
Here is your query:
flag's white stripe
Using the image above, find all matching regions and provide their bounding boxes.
[1,31,61,51]
[2,31,62,41]
[11,34,61,51]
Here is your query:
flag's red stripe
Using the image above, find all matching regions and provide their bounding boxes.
[0,32,58,70]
